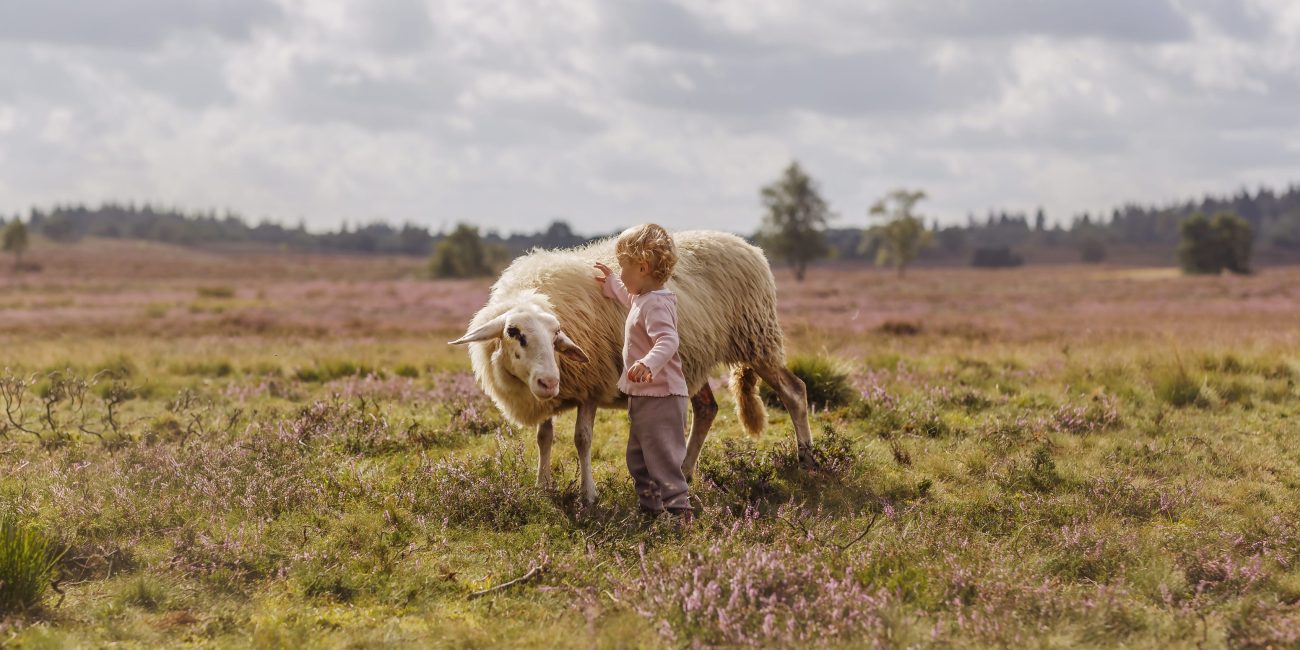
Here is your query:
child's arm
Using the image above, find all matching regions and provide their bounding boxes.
[634,298,679,380]
[593,262,632,309]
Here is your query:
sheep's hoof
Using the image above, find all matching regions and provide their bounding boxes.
[798,445,819,470]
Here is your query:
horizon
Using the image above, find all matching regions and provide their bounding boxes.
[2,1,1298,234]
[8,175,1299,240]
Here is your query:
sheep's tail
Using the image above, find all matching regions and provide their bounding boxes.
[730,365,766,437]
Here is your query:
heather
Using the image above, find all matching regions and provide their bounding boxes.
[2,240,1300,647]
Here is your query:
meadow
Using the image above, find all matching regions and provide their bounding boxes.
[2,237,1300,648]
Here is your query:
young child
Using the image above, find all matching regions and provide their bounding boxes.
[593,223,692,521]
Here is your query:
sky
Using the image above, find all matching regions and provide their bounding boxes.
[0,0,1298,235]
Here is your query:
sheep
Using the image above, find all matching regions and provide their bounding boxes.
[450,230,813,504]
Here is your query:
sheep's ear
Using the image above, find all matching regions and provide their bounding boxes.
[449,315,506,345]
[555,330,589,363]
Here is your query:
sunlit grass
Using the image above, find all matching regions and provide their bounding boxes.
[2,254,1300,646]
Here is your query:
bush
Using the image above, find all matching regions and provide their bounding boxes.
[1079,238,1106,263]
[698,438,785,506]
[760,355,854,411]
[970,246,1024,268]
[1153,367,1202,408]
[875,320,922,336]
[620,541,893,646]
[1178,211,1253,275]
[196,286,236,299]
[295,360,376,383]
[172,359,234,377]
[429,223,509,279]
[0,515,64,614]
[406,436,556,528]
[116,575,166,610]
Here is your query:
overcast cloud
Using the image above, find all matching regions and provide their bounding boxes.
[0,0,1297,233]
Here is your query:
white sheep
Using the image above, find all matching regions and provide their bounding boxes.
[450,230,813,504]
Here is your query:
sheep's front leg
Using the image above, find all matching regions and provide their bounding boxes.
[536,418,554,489]
[574,401,598,505]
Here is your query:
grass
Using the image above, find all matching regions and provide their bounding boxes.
[761,353,855,411]
[2,246,1300,646]
[0,516,64,615]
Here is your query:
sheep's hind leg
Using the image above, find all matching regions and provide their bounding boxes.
[752,359,816,468]
[682,383,719,483]
[536,418,554,489]
[574,401,598,505]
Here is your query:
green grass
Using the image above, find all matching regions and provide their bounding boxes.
[0,335,1298,647]
[760,353,856,411]
[0,515,64,615]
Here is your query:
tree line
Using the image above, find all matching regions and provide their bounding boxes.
[753,162,1291,278]
[3,170,1297,276]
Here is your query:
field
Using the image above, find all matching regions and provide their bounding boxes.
[3,238,1300,648]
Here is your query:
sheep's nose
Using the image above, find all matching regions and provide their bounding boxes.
[536,376,558,391]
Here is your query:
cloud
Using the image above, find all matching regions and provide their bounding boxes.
[886,0,1192,42]
[621,46,1004,117]
[0,0,1295,235]
[0,0,283,49]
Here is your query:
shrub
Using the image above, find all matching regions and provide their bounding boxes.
[172,359,234,377]
[971,246,1024,268]
[116,575,166,610]
[295,360,376,383]
[196,286,236,299]
[875,320,922,336]
[93,355,137,380]
[1178,211,1253,275]
[698,438,785,507]
[1052,392,1121,434]
[761,355,854,411]
[1000,445,1062,493]
[429,223,509,279]
[406,436,555,528]
[1079,238,1106,263]
[0,515,64,614]
[1153,367,1202,407]
[620,541,893,646]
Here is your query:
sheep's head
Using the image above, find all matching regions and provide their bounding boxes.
[449,304,589,400]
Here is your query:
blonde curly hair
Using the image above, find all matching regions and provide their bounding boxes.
[615,223,677,284]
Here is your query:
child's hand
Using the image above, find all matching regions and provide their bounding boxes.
[627,361,652,383]
[593,262,612,285]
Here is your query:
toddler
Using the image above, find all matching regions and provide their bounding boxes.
[593,224,691,520]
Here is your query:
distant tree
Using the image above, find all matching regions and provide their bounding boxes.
[864,188,933,278]
[936,226,966,254]
[38,213,78,242]
[537,220,586,249]
[971,246,1023,268]
[757,162,832,281]
[1178,211,1253,275]
[1266,213,1300,249]
[429,223,508,279]
[397,223,434,255]
[1079,238,1106,263]
[3,221,29,269]
[1034,207,1047,232]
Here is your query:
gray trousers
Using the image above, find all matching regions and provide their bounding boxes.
[626,395,690,512]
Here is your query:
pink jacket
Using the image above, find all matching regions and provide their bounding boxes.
[602,276,689,397]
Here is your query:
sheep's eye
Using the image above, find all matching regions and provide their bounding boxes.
[506,325,527,347]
